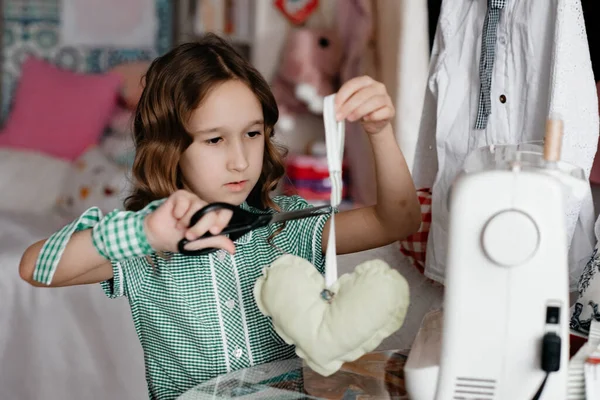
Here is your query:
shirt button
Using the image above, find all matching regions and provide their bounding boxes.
[498,36,506,45]
[499,94,507,104]
[226,299,236,309]
[234,348,243,358]
[217,250,226,261]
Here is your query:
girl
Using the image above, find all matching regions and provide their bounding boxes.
[19,34,420,399]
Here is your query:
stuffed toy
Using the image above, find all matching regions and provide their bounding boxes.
[275,0,319,25]
[271,27,343,131]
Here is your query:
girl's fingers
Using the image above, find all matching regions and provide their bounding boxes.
[334,76,375,110]
[172,195,191,220]
[363,105,395,122]
[185,208,233,238]
[336,85,380,121]
[184,210,218,240]
[346,94,392,122]
[178,198,207,228]
[209,209,233,235]
[182,235,236,254]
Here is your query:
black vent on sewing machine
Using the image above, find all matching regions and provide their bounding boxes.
[546,305,560,325]
[453,376,496,399]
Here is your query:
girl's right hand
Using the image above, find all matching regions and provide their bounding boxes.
[143,190,235,254]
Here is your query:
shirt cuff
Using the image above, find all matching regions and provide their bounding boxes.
[33,207,104,285]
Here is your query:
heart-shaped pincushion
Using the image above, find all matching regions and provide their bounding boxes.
[253,254,410,376]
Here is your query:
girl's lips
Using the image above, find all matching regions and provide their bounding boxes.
[225,180,248,192]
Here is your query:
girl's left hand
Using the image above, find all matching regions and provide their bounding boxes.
[334,76,395,135]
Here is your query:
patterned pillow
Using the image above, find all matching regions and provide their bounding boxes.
[1,0,173,119]
[55,146,131,217]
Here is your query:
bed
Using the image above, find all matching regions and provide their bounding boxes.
[0,208,147,400]
[0,136,149,399]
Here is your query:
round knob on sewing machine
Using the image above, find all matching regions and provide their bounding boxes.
[481,210,540,267]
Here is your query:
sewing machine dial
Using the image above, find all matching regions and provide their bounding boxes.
[481,209,540,267]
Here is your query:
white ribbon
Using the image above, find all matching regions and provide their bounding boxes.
[323,94,345,288]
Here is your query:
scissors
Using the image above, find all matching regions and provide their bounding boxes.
[177,202,332,256]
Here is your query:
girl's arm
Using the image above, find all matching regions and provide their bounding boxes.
[20,190,235,287]
[322,76,421,254]
[20,230,113,287]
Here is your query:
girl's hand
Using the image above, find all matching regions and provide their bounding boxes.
[143,190,235,254]
[334,76,395,135]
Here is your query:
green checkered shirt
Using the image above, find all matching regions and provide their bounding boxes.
[33,195,330,400]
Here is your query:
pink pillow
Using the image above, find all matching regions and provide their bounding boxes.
[0,57,122,160]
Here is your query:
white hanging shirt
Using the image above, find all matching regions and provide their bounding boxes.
[412,0,599,290]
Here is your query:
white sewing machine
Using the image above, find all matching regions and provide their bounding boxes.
[405,121,589,400]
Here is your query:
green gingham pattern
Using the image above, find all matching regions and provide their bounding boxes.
[92,208,154,261]
[34,195,330,400]
[33,207,103,284]
[33,199,165,285]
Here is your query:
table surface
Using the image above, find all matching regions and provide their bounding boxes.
[177,350,410,399]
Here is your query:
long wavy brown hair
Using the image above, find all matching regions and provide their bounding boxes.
[125,34,286,212]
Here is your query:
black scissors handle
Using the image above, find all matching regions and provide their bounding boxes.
[177,203,267,256]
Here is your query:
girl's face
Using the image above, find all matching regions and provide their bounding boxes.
[180,80,265,205]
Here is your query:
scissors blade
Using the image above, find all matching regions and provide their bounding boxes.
[268,204,333,224]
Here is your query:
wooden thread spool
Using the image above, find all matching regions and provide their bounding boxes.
[544,118,564,162]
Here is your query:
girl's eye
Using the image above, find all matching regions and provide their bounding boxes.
[206,137,222,144]
[247,131,262,138]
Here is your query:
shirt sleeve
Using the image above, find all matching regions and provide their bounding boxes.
[100,256,152,299]
[275,195,334,275]
[33,199,166,288]
[33,207,104,285]
[99,200,166,299]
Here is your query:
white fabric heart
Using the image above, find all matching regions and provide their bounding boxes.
[253,254,410,376]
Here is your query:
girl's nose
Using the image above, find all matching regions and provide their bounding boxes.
[227,141,249,172]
